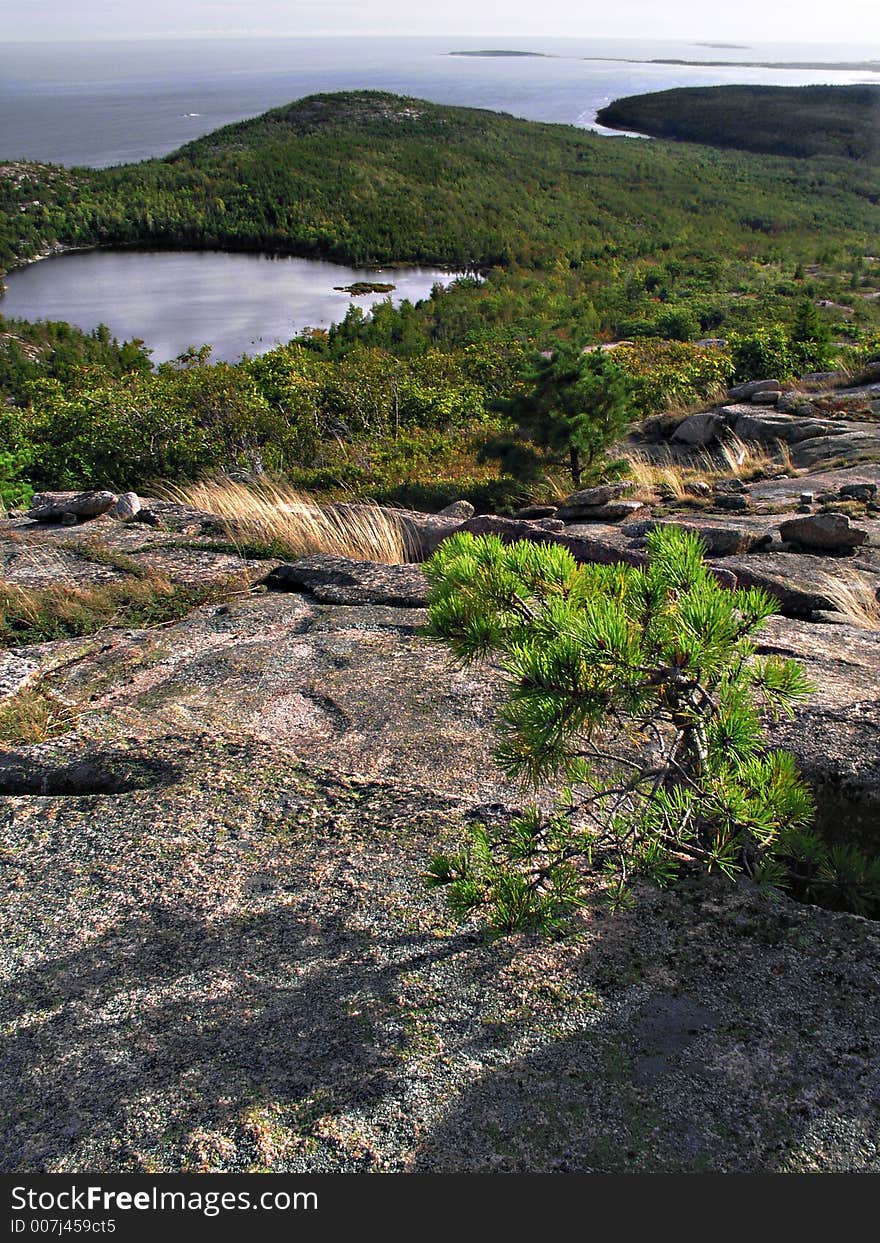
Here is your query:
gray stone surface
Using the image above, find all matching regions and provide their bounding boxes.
[26,490,118,523]
[791,430,880,469]
[2,498,880,1174]
[671,413,724,446]
[264,556,430,607]
[779,513,869,552]
[109,492,141,521]
[730,410,845,444]
[727,379,780,400]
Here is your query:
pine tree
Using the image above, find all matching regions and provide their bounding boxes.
[790,297,834,372]
[424,526,821,933]
[488,345,633,488]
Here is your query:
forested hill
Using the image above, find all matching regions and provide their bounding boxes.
[596,85,880,162]
[3,88,880,282]
[3,88,880,348]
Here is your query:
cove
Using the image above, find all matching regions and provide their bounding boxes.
[0,249,467,363]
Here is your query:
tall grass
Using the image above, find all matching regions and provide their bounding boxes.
[815,569,880,630]
[624,434,796,500]
[168,478,414,564]
[717,434,778,481]
[0,686,77,744]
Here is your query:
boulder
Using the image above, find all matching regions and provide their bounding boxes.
[384,508,464,559]
[558,481,634,511]
[26,490,118,523]
[454,514,645,569]
[623,519,772,557]
[839,483,878,503]
[450,515,737,591]
[132,508,161,527]
[729,410,844,444]
[264,556,429,607]
[437,499,475,519]
[750,390,780,405]
[776,392,810,415]
[791,429,880,469]
[713,494,752,513]
[562,499,645,523]
[779,513,869,552]
[110,491,141,521]
[717,554,838,617]
[514,505,558,520]
[727,379,780,401]
[802,371,848,385]
[671,413,724,447]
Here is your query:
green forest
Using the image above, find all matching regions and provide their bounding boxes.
[2,87,879,502]
[596,84,880,162]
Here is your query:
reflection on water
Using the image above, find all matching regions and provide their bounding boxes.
[0,248,466,363]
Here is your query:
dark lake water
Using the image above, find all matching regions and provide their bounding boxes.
[0,249,465,362]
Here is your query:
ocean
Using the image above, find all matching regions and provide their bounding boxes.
[2,35,879,168]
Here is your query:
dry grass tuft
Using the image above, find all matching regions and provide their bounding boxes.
[717,434,777,480]
[623,433,797,501]
[167,478,414,564]
[0,686,77,744]
[624,453,691,500]
[0,573,240,647]
[815,569,880,630]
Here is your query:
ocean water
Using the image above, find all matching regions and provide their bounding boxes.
[2,35,879,168]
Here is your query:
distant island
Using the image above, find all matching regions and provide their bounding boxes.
[449,50,548,58]
[692,42,751,49]
[588,56,880,71]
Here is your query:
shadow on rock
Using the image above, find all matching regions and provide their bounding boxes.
[0,903,479,1171]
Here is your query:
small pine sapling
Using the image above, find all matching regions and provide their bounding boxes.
[423,526,819,932]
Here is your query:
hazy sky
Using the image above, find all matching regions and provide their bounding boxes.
[2,0,877,45]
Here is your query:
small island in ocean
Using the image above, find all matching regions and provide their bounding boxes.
[449,49,548,57]
[334,281,396,295]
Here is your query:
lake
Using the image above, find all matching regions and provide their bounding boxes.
[0,249,466,362]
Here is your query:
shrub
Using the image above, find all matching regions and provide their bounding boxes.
[613,340,734,416]
[0,447,34,513]
[420,527,874,933]
[729,324,795,381]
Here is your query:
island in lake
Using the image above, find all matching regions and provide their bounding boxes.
[334,281,396,295]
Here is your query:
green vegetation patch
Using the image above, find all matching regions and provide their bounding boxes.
[0,572,242,647]
[597,85,880,162]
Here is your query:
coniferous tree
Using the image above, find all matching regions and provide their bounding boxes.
[489,346,633,488]
[423,526,831,933]
[790,297,834,372]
